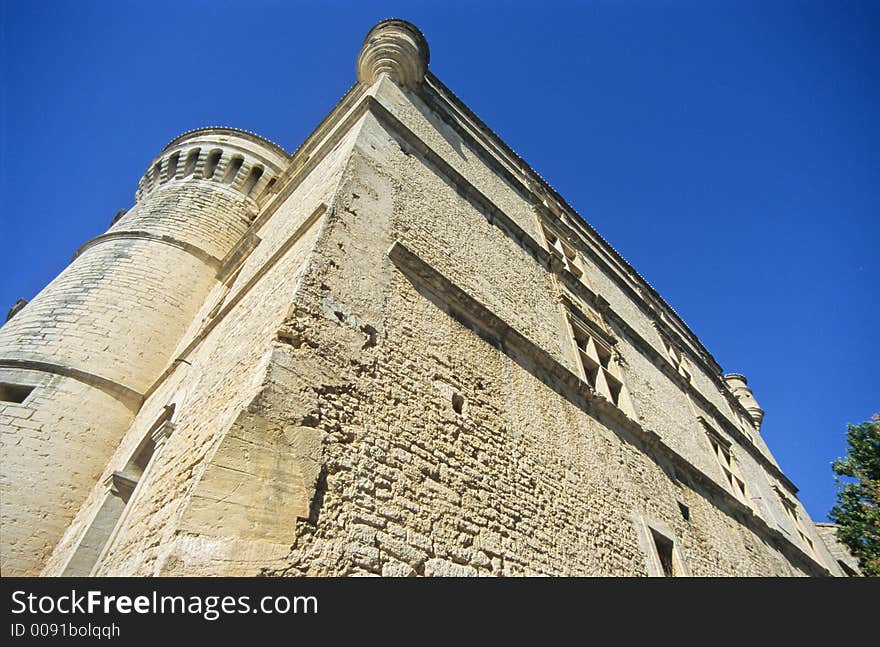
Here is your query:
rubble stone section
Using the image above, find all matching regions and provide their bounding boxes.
[1,20,842,577]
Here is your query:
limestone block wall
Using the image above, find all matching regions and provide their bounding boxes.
[41,122,365,576]
[6,20,836,578]
[68,78,832,576]
[231,125,821,576]
[0,369,133,576]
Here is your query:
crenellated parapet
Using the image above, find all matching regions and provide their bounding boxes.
[134,128,289,206]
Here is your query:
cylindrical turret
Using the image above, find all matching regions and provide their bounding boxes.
[723,373,765,431]
[0,128,288,575]
[356,19,430,90]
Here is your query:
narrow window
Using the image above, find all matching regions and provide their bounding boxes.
[164,152,179,181]
[222,155,244,185]
[704,426,747,502]
[650,529,675,577]
[678,502,690,521]
[62,406,175,576]
[203,149,222,179]
[779,495,815,555]
[152,162,163,188]
[241,165,264,196]
[636,516,688,576]
[257,177,277,201]
[0,383,34,404]
[183,148,200,177]
[451,393,465,415]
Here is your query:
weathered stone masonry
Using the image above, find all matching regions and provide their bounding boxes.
[0,20,845,576]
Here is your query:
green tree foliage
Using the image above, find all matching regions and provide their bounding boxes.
[829,414,880,576]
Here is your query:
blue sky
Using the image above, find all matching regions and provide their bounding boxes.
[1,1,877,523]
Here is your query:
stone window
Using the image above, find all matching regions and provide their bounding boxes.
[151,161,163,188]
[222,155,244,185]
[701,419,747,502]
[776,487,815,555]
[678,502,690,521]
[542,223,585,282]
[203,149,222,179]
[633,515,689,577]
[183,148,200,177]
[660,333,691,381]
[242,165,264,197]
[61,406,175,576]
[257,177,277,202]
[0,382,34,404]
[164,152,180,182]
[737,412,755,443]
[567,313,630,412]
[651,529,675,576]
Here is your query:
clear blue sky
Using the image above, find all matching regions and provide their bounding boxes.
[1,1,876,523]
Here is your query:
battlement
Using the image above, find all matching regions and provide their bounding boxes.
[135,128,289,205]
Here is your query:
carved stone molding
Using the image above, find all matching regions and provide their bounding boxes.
[356,19,430,90]
[723,373,765,431]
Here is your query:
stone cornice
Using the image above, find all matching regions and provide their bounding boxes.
[0,358,143,411]
[218,74,795,494]
[73,230,223,270]
[416,72,727,376]
[351,91,794,493]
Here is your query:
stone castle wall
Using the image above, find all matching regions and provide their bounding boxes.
[1,20,842,577]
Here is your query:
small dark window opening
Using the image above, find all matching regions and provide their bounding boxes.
[204,150,222,179]
[257,177,277,201]
[110,209,126,226]
[838,560,858,577]
[0,383,35,404]
[678,502,690,521]
[595,344,612,369]
[651,529,675,577]
[152,162,162,187]
[582,361,599,389]
[242,166,264,196]
[222,156,244,185]
[183,148,200,177]
[165,152,179,181]
[606,375,622,405]
[451,393,464,415]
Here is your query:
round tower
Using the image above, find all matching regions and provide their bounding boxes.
[0,128,288,575]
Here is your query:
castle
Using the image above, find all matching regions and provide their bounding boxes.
[0,20,848,576]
